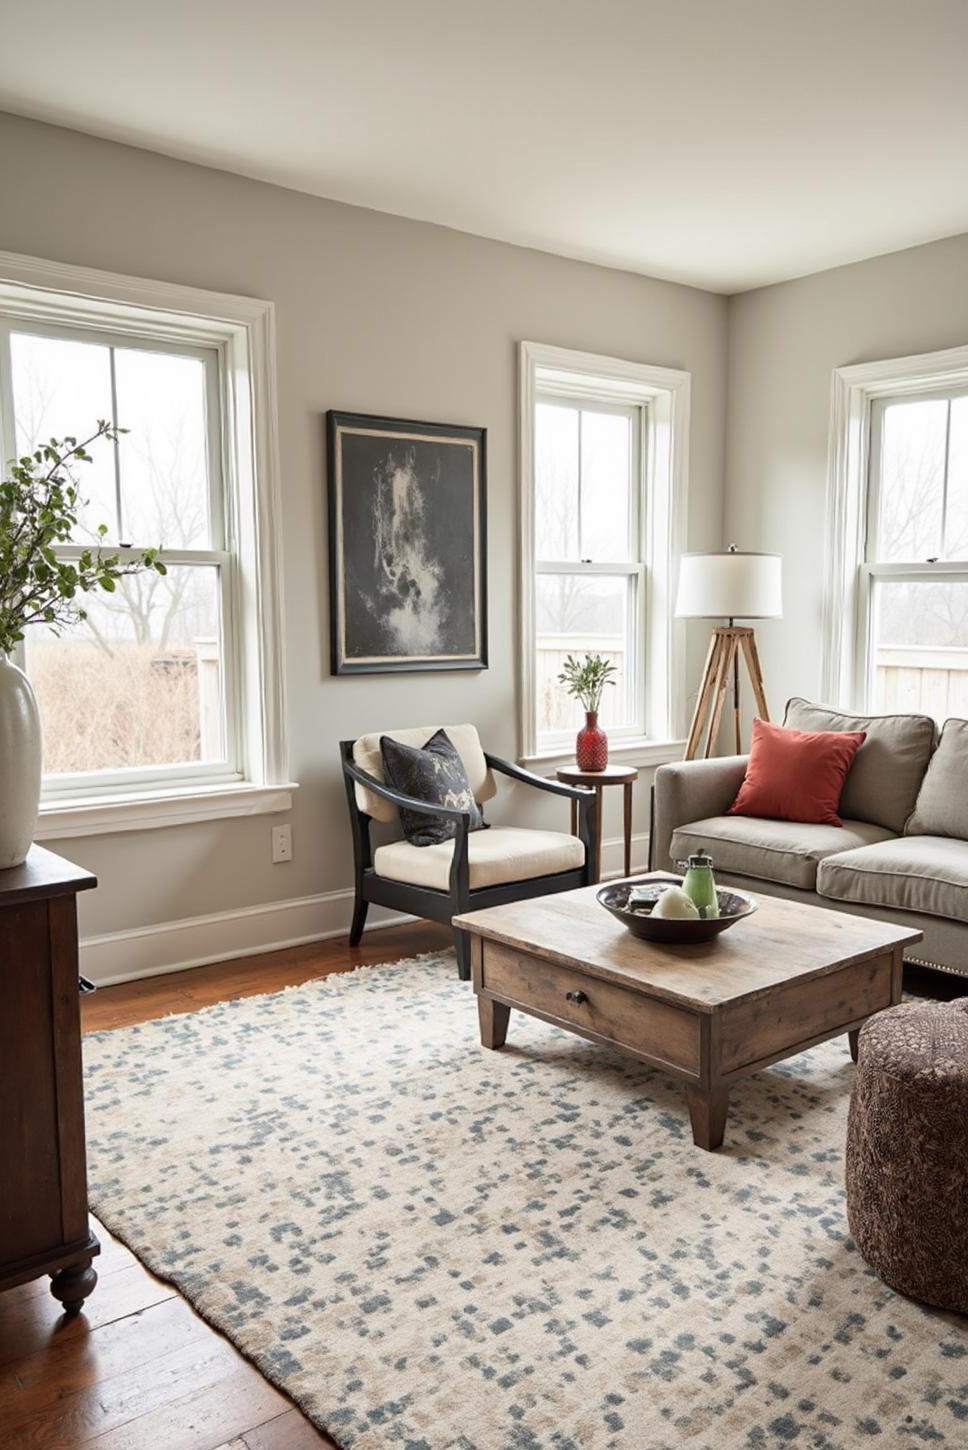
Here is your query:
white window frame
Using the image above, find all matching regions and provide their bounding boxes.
[822,343,968,711]
[0,249,293,836]
[519,341,689,770]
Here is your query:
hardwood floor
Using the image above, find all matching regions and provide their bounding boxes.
[1,920,450,1450]
[2,917,957,1450]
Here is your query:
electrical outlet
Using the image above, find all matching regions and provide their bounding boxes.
[272,824,292,863]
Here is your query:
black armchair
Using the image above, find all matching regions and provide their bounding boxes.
[339,738,596,979]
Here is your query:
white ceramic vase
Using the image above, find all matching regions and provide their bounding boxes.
[0,654,42,868]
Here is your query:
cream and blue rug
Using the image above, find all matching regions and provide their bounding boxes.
[83,953,968,1450]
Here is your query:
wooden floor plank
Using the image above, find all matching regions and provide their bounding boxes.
[0,1297,218,1422]
[6,1333,241,1448]
[240,1409,336,1449]
[81,1364,290,1450]
[82,923,451,1032]
[0,1263,176,1369]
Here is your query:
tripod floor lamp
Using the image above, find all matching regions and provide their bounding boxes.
[676,547,783,760]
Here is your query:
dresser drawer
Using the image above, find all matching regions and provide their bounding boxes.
[480,940,700,1074]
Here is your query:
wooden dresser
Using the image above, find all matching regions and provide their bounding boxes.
[0,846,100,1312]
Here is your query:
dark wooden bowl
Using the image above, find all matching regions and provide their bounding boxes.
[597,876,758,944]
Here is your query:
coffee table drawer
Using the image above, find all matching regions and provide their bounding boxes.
[480,940,700,1074]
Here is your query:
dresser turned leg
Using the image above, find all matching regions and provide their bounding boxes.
[50,1261,98,1315]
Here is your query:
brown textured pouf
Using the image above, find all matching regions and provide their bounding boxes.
[846,998,968,1313]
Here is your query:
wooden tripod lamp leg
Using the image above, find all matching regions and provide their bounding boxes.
[684,630,725,761]
[704,632,738,758]
[740,630,771,722]
[684,627,771,761]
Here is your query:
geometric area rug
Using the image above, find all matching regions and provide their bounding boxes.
[83,953,968,1449]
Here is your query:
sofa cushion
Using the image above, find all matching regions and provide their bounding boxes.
[784,697,935,833]
[728,717,866,826]
[373,827,584,892]
[818,836,968,923]
[380,729,485,846]
[353,724,496,822]
[670,816,895,891]
[906,718,968,840]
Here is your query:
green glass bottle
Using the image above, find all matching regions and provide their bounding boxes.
[682,850,719,919]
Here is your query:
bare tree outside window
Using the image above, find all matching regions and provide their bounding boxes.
[869,395,968,719]
[9,330,226,776]
[534,398,642,740]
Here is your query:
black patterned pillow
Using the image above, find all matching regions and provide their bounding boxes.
[380,729,485,847]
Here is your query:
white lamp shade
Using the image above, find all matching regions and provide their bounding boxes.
[676,550,782,619]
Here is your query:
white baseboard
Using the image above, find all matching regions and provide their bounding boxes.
[80,891,415,987]
[80,831,650,987]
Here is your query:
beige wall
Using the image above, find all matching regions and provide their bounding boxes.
[725,233,968,721]
[0,112,728,950]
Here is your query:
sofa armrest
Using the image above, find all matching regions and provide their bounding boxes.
[651,755,749,871]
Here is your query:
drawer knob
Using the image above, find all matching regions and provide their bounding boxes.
[565,989,588,1005]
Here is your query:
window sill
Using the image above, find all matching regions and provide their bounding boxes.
[520,739,686,775]
[35,781,297,839]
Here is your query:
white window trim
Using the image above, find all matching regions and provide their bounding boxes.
[518,341,689,771]
[822,342,968,709]
[0,249,294,834]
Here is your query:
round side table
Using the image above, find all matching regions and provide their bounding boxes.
[555,764,638,883]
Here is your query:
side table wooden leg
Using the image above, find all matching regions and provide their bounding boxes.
[685,1085,730,1150]
[478,996,511,1050]
[848,1028,860,1063]
[623,781,633,877]
[50,1259,98,1315]
[593,785,604,883]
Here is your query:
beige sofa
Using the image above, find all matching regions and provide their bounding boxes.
[652,699,968,977]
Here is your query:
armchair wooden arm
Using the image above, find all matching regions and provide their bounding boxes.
[341,759,475,826]
[484,752,591,801]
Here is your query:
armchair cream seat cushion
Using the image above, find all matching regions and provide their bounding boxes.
[818,835,968,921]
[373,827,584,892]
[353,724,496,822]
[670,816,895,891]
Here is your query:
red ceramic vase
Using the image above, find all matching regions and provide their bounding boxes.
[576,710,608,771]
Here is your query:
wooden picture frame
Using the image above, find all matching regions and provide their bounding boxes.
[327,411,487,675]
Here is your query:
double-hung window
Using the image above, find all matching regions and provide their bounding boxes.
[519,342,690,767]
[825,346,968,722]
[533,395,644,744]
[860,390,968,718]
[0,251,289,832]
[2,321,233,789]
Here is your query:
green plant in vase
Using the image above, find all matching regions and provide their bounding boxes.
[0,421,166,866]
[557,652,617,770]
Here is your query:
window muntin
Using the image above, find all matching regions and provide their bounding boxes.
[861,390,968,718]
[533,392,644,747]
[1,317,237,796]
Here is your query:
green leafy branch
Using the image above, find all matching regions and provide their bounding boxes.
[557,652,618,713]
[0,421,166,656]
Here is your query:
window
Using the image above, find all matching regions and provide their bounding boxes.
[519,342,689,766]
[824,346,968,723]
[863,393,968,718]
[0,250,290,834]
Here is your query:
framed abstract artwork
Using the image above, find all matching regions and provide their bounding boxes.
[327,411,488,674]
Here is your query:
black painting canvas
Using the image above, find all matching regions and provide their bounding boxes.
[328,412,487,674]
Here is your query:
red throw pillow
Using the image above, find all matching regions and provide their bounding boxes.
[728,718,866,827]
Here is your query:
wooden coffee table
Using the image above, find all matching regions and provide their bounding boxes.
[454,876,921,1150]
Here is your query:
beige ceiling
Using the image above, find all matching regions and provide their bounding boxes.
[1,0,966,293]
